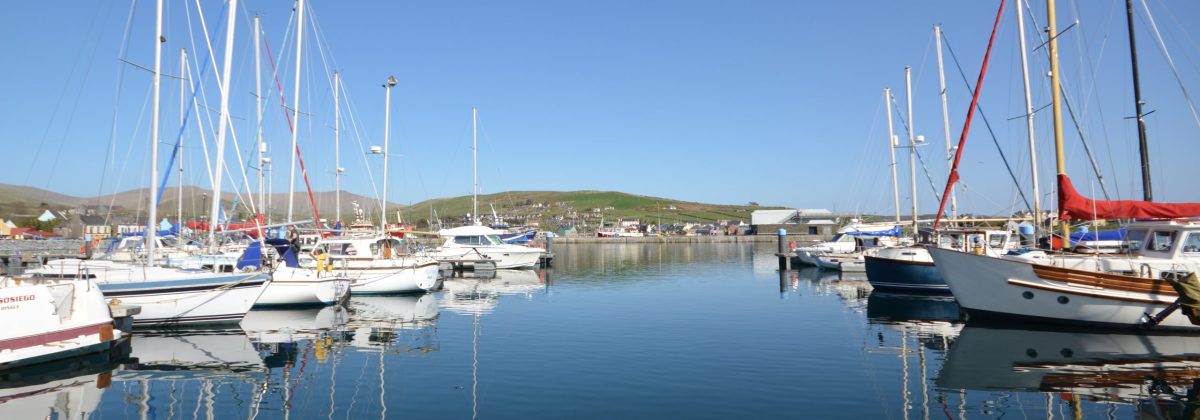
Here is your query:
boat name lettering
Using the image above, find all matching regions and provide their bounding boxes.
[0,294,36,304]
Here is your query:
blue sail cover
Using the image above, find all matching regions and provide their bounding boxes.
[844,225,903,238]
[1070,227,1127,243]
[237,242,263,270]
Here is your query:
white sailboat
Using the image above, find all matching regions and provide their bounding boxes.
[928,0,1200,330]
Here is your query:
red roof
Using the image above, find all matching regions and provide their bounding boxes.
[10,227,61,238]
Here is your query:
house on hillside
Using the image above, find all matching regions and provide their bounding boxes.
[115,218,148,235]
[64,214,113,239]
[37,209,68,223]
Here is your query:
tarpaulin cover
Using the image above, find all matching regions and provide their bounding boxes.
[1059,174,1200,221]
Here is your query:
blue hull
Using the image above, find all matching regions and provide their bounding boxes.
[863,255,949,293]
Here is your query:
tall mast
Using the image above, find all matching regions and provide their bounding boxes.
[254,16,265,224]
[382,75,397,228]
[1015,0,1042,230]
[1125,0,1153,201]
[885,88,901,224]
[287,0,306,223]
[178,48,186,239]
[934,26,957,220]
[472,106,479,225]
[147,0,163,265]
[905,66,918,235]
[1046,0,1071,247]
[208,0,239,252]
[334,71,341,224]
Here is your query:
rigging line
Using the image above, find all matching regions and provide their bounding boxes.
[846,94,886,214]
[940,30,1032,215]
[44,1,115,192]
[934,0,1008,230]
[1022,1,1119,200]
[336,73,383,203]
[261,17,323,225]
[1153,0,1200,77]
[98,0,140,204]
[1138,0,1200,132]
[106,85,155,228]
[888,94,944,204]
[1059,87,1112,200]
[182,0,217,192]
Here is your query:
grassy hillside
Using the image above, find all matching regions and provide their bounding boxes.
[402,190,779,229]
[0,183,779,228]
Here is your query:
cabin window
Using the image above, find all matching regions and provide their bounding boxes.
[1182,233,1200,254]
[988,234,1007,249]
[1125,229,1148,252]
[1146,231,1177,253]
[808,226,818,235]
[455,236,486,246]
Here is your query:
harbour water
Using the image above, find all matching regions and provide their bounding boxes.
[3,242,1196,418]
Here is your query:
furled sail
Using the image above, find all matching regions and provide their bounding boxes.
[1058,174,1200,220]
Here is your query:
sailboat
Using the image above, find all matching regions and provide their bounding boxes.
[24,0,271,326]
[928,0,1200,330]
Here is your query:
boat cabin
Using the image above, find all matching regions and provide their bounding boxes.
[316,236,412,260]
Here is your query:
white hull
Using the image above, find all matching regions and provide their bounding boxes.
[814,253,865,272]
[433,246,543,269]
[0,277,121,369]
[348,262,441,294]
[929,247,1199,330]
[256,266,350,306]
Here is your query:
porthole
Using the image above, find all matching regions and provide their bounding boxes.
[1057,296,1070,304]
[1060,348,1073,358]
[1026,348,1038,358]
[1022,291,1034,300]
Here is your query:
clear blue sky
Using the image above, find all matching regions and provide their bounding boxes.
[3,0,1199,217]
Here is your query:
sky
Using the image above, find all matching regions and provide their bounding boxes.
[3,0,1200,218]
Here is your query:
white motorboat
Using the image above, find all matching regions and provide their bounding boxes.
[314,235,440,294]
[23,259,268,327]
[432,225,545,269]
[0,276,123,369]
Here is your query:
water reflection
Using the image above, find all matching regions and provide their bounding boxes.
[939,325,1200,413]
[442,269,548,315]
[346,295,440,352]
[0,339,129,418]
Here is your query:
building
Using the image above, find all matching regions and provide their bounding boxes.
[750,209,837,239]
[64,214,113,239]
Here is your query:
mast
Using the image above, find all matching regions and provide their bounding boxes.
[287,0,306,223]
[382,75,397,228]
[1015,0,1042,231]
[178,48,186,240]
[934,26,957,220]
[254,16,265,225]
[334,71,341,224]
[885,88,901,224]
[147,0,163,265]
[1046,0,1071,247]
[1125,0,1153,201]
[905,66,918,235]
[472,106,479,225]
[208,0,239,252]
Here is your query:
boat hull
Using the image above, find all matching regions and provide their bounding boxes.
[864,254,948,293]
[433,247,543,269]
[256,267,350,306]
[348,262,441,294]
[99,273,269,326]
[928,247,1197,330]
[0,279,121,370]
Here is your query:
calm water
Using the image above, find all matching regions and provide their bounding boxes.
[4,242,1198,419]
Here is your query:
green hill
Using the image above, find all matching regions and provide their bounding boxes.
[399,190,779,229]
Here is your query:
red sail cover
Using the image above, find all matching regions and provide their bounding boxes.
[1058,174,1200,220]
